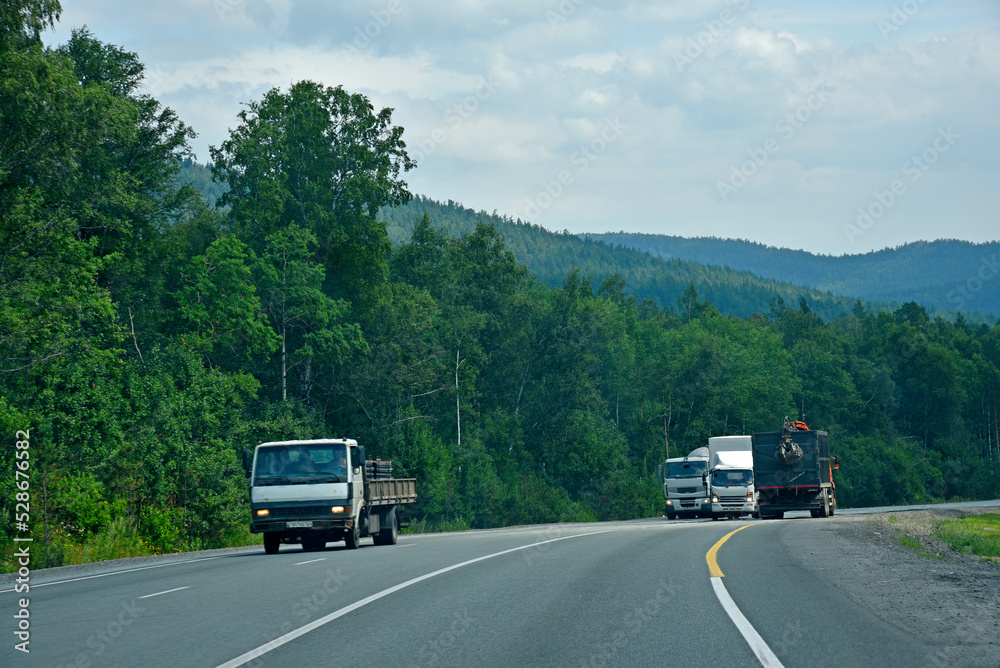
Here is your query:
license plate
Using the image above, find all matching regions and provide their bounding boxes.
[286,521,313,528]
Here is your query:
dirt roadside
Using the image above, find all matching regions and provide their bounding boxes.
[778,508,1000,667]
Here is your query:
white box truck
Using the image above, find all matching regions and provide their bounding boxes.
[708,436,759,520]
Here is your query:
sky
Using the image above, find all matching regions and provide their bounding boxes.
[45,0,1000,256]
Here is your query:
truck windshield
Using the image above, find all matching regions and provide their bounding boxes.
[254,443,347,485]
[711,470,753,486]
[666,461,707,478]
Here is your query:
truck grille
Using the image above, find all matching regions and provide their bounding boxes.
[269,506,329,518]
[677,487,699,494]
[717,496,746,504]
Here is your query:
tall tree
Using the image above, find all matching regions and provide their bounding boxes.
[0,0,60,52]
[211,81,414,306]
[255,224,365,403]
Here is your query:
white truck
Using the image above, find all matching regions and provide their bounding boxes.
[663,446,711,519]
[708,435,759,520]
[245,439,417,554]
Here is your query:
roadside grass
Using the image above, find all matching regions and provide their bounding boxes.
[867,509,1000,563]
[935,513,1000,562]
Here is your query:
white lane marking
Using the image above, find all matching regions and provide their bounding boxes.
[215,531,610,668]
[711,577,784,668]
[0,556,222,593]
[292,558,327,566]
[139,586,190,599]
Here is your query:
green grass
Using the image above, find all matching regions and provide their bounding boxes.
[935,513,1000,560]
[895,534,949,560]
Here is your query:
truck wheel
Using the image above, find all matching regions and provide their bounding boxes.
[374,508,398,546]
[774,511,784,520]
[264,533,280,555]
[666,512,677,520]
[820,490,831,518]
[345,522,361,549]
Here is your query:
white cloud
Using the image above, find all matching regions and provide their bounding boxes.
[41,1,1000,254]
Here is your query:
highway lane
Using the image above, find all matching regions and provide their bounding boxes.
[719,520,934,667]
[0,516,953,667]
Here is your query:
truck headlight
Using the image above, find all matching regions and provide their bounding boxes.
[331,506,351,514]
[665,499,673,506]
[255,509,269,517]
[747,492,754,502]
[712,494,719,503]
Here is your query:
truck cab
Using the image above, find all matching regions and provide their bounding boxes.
[663,446,711,519]
[708,436,759,520]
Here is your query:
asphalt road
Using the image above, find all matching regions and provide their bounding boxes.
[1,507,994,668]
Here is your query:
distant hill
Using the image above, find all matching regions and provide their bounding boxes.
[175,159,228,208]
[587,233,1000,317]
[382,197,868,320]
[176,160,995,320]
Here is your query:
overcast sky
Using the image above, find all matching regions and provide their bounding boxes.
[46,1,999,256]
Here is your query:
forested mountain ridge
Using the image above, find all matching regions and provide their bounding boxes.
[588,232,1000,317]
[177,167,993,322]
[388,195,866,321]
[4,9,999,573]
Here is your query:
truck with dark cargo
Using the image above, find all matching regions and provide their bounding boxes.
[245,439,417,554]
[663,446,711,519]
[751,420,838,519]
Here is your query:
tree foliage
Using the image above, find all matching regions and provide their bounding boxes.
[3,18,999,569]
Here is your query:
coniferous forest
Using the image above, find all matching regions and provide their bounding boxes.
[3,5,1000,569]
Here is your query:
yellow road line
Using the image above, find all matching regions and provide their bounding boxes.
[706,524,754,577]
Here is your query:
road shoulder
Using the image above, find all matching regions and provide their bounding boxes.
[778,511,1000,667]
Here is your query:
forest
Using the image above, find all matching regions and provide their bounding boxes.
[3,5,1000,570]
[591,232,1000,318]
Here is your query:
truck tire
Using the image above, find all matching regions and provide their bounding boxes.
[820,489,830,518]
[666,512,677,520]
[345,521,361,549]
[373,508,398,546]
[774,511,784,519]
[264,533,280,555]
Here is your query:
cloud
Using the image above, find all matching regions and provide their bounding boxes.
[43,1,1000,254]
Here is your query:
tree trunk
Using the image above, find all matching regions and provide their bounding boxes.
[281,327,287,402]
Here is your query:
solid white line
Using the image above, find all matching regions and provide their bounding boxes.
[215,531,610,668]
[711,577,784,668]
[139,586,190,599]
[0,556,222,593]
[292,558,327,566]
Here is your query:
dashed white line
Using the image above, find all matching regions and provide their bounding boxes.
[292,558,327,566]
[0,556,221,593]
[139,586,190,599]
[215,530,610,668]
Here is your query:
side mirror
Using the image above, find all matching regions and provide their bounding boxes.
[832,456,840,470]
[242,449,253,478]
[351,445,366,469]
